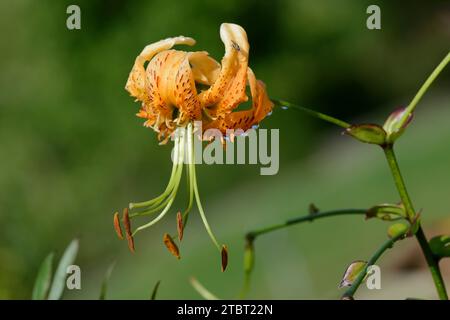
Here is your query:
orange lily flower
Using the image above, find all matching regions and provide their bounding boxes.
[114,23,273,271]
[125,23,273,142]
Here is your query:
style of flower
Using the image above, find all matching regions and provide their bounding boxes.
[113,23,273,271]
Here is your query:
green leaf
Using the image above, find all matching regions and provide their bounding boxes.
[429,235,450,259]
[32,253,54,300]
[387,223,409,239]
[47,239,79,300]
[150,280,161,300]
[189,277,219,300]
[345,124,386,145]
[366,203,406,221]
[383,107,414,143]
[99,262,116,300]
[339,260,367,288]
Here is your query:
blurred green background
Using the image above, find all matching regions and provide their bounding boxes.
[0,0,449,299]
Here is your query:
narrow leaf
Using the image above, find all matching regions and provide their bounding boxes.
[32,253,54,300]
[150,280,161,300]
[47,239,79,300]
[189,277,219,300]
[99,262,116,300]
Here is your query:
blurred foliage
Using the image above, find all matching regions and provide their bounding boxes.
[0,0,449,298]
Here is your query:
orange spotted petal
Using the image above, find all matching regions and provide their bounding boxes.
[172,55,202,123]
[199,23,250,117]
[203,68,273,134]
[189,51,221,86]
[125,24,273,141]
[125,36,195,102]
[247,68,273,123]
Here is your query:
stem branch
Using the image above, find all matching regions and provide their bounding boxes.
[241,208,367,298]
[342,231,406,299]
[398,52,450,128]
[383,146,415,220]
[247,209,367,240]
[272,99,351,129]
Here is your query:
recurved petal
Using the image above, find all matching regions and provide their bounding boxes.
[220,23,250,59]
[199,23,249,114]
[203,109,255,134]
[125,36,196,101]
[203,68,273,134]
[138,36,195,63]
[247,68,273,121]
[145,49,202,124]
[189,51,221,85]
[146,50,186,119]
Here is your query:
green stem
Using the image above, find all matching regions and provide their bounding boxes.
[239,272,251,299]
[383,144,448,300]
[240,209,367,299]
[342,231,406,299]
[397,52,450,129]
[272,99,351,129]
[247,209,367,240]
[238,240,254,299]
[415,226,448,299]
[383,146,415,221]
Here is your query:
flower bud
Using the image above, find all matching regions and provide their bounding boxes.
[383,107,413,143]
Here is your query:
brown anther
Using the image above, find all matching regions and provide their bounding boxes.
[163,233,180,259]
[122,208,135,253]
[221,245,229,272]
[177,211,184,241]
[126,234,135,253]
[113,212,124,240]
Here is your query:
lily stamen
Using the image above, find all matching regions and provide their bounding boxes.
[129,134,182,210]
[131,129,186,236]
[190,132,221,251]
